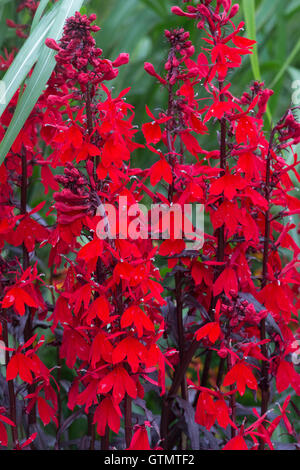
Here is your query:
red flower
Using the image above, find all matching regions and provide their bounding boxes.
[97,366,137,403]
[0,408,15,447]
[195,391,216,430]
[276,360,300,394]
[7,353,37,384]
[142,106,170,145]
[213,267,238,298]
[159,239,185,257]
[210,173,247,201]
[128,425,151,450]
[112,336,148,373]
[90,332,113,367]
[223,361,258,396]
[37,397,57,426]
[93,397,122,436]
[121,305,155,338]
[2,287,38,316]
[196,322,221,344]
[150,158,173,186]
[223,435,248,450]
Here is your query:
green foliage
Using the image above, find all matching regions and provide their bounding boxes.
[1,0,299,164]
[86,0,300,121]
[0,0,84,165]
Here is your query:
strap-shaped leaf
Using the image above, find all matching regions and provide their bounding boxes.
[30,0,51,33]
[242,0,272,124]
[0,5,57,117]
[0,0,84,165]
[242,0,261,82]
[270,38,300,88]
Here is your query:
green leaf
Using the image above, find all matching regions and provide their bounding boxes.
[138,0,167,17]
[30,0,51,33]
[285,0,300,16]
[0,5,57,117]
[242,0,272,124]
[0,0,85,165]
[256,0,281,31]
[270,38,300,89]
[242,0,261,81]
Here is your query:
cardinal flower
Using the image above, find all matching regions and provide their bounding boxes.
[195,321,221,344]
[112,336,148,373]
[128,424,151,450]
[223,361,258,396]
[121,305,155,338]
[93,397,122,436]
[5,334,45,384]
[97,366,137,403]
[150,157,173,187]
[0,408,15,447]
[2,286,39,316]
[142,106,170,144]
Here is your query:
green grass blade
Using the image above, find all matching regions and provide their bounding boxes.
[256,0,281,32]
[138,0,166,17]
[0,6,57,117]
[30,0,51,33]
[242,0,272,124]
[0,0,84,165]
[286,0,300,16]
[242,0,261,81]
[270,38,300,89]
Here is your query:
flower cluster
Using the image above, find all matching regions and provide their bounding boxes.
[142,0,300,451]
[46,12,129,90]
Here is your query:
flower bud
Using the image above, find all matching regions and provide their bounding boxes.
[171,6,186,16]
[45,38,61,52]
[171,6,197,18]
[144,62,156,76]
[144,62,167,85]
[112,53,130,67]
[218,348,228,359]
[89,13,97,22]
[91,25,101,32]
[229,3,239,19]
[77,73,90,85]
[6,19,17,28]
[185,46,195,57]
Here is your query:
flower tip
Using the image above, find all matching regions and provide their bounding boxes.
[112,53,130,67]
[89,13,97,22]
[229,3,240,19]
[45,38,60,52]
[144,62,156,75]
[171,6,185,16]
[6,19,17,28]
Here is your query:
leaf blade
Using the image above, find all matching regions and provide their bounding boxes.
[30,0,51,33]
[0,6,57,117]
[0,0,84,165]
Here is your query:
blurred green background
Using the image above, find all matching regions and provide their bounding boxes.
[2,0,300,122]
[1,0,300,150]
[87,0,300,124]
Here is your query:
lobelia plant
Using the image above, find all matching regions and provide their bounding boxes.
[0,0,299,451]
